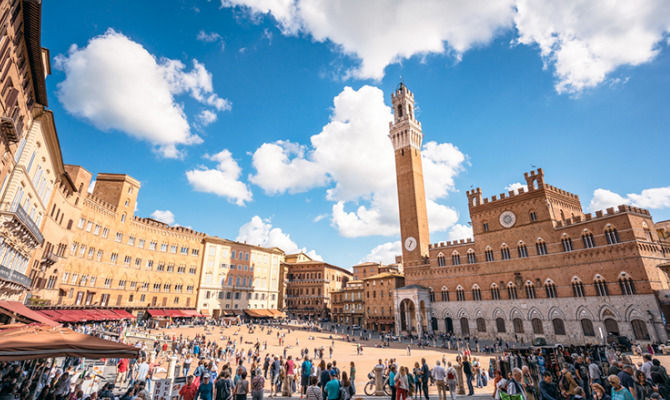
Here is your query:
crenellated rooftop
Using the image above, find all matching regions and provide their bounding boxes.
[555,204,650,228]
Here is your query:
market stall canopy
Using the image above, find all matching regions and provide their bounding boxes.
[34,309,135,323]
[0,301,59,327]
[0,325,140,361]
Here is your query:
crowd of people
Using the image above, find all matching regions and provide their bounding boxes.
[1,318,669,400]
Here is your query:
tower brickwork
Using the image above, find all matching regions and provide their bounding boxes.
[390,83,430,265]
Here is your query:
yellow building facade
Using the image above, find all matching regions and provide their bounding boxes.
[36,166,206,311]
[196,236,284,317]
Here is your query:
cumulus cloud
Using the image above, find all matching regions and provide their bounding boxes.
[197,110,218,126]
[515,0,670,94]
[54,29,230,158]
[361,241,401,265]
[186,149,253,206]
[589,187,670,211]
[151,209,176,225]
[222,0,670,93]
[446,224,473,241]
[222,0,514,80]
[236,216,322,259]
[505,182,528,193]
[249,85,467,238]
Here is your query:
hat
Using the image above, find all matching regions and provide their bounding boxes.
[330,371,337,376]
[203,374,210,379]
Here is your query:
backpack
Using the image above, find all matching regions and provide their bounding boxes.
[447,370,455,381]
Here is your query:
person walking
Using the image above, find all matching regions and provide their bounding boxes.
[305,377,322,400]
[214,371,233,400]
[446,362,457,400]
[432,361,447,400]
[197,375,214,400]
[389,365,397,400]
[325,372,340,400]
[349,362,356,394]
[180,376,199,400]
[301,357,312,399]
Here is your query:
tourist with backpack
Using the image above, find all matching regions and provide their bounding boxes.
[446,362,458,400]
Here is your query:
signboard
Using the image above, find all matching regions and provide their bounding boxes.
[171,377,187,400]
[152,379,172,400]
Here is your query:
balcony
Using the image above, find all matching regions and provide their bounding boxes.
[0,264,31,289]
[1,205,44,246]
[41,252,58,267]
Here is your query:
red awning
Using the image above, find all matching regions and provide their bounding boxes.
[180,309,201,317]
[0,302,59,327]
[112,309,135,319]
[147,309,168,317]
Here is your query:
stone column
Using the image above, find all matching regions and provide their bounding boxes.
[374,364,386,396]
[455,364,465,395]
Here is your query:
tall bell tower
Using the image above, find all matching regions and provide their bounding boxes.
[389,83,430,265]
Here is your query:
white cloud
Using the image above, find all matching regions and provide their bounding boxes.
[446,223,473,241]
[197,110,218,126]
[197,30,222,42]
[249,85,467,238]
[54,29,230,158]
[222,0,514,80]
[186,149,253,206]
[196,30,225,50]
[514,0,670,94]
[151,209,176,225]
[223,0,670,93]
[249,141,327,194]
[236,216,322,259]
[589,187,670,211]
[361,241,401,265]
[505,182,528,193]
[313,214,328,222]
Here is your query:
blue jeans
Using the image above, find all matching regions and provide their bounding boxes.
[465,374,474,395]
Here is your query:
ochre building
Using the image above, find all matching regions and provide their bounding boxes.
[331,279,364,327]
[363,272,404,333]
[196,236,284,317]
[283,253,352,320]
[390,84,670,344]
[32,166,206,311]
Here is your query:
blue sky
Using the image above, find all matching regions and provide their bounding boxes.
[43,1,670,268]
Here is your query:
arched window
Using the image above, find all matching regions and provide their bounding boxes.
[460,317,470,336]
[507,282,518,300]
[500,244,511,260]
[631,319,650,340]
[582,231,596,248]
[452,251,461,266]
[529,210,537,222]
[513,318,524,333]
[618,272,636,295]
[496,317,506,333]
[429,289,435,302]
[572,277,585,297]
[525,281,536,299]
[561,236,574,252]
[552,318,566,335]
[397,104,403,118]
[67,219,73,230]
[456,285,466,301]
[472,284,482,301]
[581,319,595,336]
[544,279,557,298]
[643,222,653,242]
[467,249,476,264]
[536,238,548,255]
[532,318,544,334]
[594,275,609,297]
[121,213,126,223]
[441,287,449,302]
[605,226,621,244]
[491,283,501,300]
[476,318,486,332]
[437,253,446,267]
[485,246,494,262]
[517,241,528,258]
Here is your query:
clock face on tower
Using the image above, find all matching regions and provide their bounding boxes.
[404,236,417,251]
[499,211,517,228]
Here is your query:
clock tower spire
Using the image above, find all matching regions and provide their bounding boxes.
[389,83,430,265]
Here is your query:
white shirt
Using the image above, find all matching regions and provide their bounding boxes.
[432,365,446,382]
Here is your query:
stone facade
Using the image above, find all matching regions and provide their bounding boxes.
[363,272,404,333]
[331,280,364,327]
[196,236,284,317]
[33,166,206,311]
[284,253,352,319]
[0,0,52,299]
[391,84,670,344]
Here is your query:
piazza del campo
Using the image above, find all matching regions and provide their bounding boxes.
[0,2,669,400]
